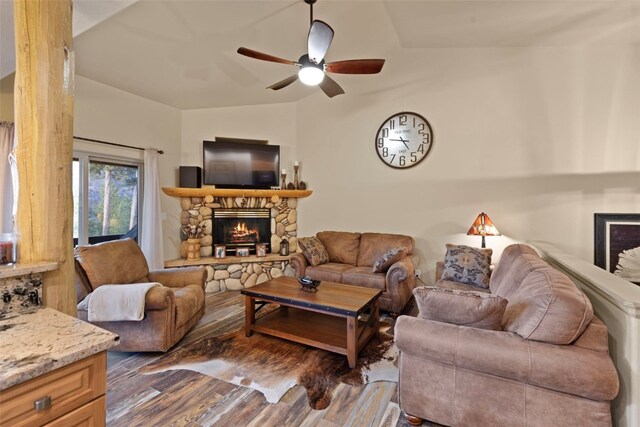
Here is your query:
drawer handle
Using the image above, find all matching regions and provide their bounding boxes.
[34,396,51,412]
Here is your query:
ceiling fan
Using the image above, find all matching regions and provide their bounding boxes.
[237,0,385,98]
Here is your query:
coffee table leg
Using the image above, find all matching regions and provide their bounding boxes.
[347,316,357,368]
[245,296,255,337]
[373,298,380,341]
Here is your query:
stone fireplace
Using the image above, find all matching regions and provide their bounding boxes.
[178,194,299,258]
[213,208,271,254]
[165,188,310,293]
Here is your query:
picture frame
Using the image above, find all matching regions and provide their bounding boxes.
[595,213,640,285]
[214,244,226,259]
[256,243,267,257]
[236,247,250,257]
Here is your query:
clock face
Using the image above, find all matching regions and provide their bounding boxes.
[375,112,433,169]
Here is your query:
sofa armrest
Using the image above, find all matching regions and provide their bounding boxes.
[384,256,416,313]
[145,285,176,310]
[289,252,308,278]
[395,316,619,401]
[148,267,206,290]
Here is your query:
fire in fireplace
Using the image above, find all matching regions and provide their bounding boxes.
[213,209,270,254]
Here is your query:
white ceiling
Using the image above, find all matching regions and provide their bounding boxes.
[3,0,640,110]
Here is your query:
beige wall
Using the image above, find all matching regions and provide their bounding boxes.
[10,45,637,272]
[0,73,14,121]
[74,75,182,259]
[294,46,640,281]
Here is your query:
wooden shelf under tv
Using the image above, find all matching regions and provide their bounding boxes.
[161,187,312,199]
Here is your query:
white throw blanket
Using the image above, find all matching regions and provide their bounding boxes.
[78,282,161,322]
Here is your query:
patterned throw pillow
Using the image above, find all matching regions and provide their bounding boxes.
[413,286,507,330]
[441,244,492,288]
[298,237,330,266]
[372,247,407,273]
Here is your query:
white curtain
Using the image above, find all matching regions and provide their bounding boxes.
[0,122,16,233]
[141,148,164,270]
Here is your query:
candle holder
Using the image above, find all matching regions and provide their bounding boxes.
[280,172,287,190]
[0,233,17,265]
[294,164,300,190]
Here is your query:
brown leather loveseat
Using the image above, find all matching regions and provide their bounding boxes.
[74,238,206,352]
[290,231,417,314]
[395,243,619,426]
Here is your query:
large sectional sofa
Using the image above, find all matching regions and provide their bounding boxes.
[395,243,619,426]
[290,231,417,314]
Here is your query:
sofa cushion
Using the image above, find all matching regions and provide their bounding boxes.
[503,267,594,344]
[305,263,354,283]
[372,247,407,273]
[75,238,150,290]
[316,231,361,265]
[436,279,491,294]
[441,244,492,289]
[356,233,414,267]
[342,267,386,290]
[491,253,548,300]
[413,286,507,330]
[298,236,330,266]
[490,243,540,294]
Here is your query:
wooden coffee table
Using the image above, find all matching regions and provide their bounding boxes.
[241,276,382,368]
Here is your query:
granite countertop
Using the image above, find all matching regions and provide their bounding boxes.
[0,307,119,391]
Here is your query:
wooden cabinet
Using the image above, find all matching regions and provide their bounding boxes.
[0,352,107,427]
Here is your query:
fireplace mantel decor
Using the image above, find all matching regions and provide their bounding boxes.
[162,187,312,199]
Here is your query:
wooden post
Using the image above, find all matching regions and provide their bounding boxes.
[14,0,76,315]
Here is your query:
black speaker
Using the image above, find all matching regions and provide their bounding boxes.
[179,166,202,188]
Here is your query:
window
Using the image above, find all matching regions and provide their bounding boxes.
[73,153,142,245]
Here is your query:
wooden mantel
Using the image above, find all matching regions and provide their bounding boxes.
[162,187,312,199]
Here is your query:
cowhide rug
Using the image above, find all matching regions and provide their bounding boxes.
[139,316,397,410]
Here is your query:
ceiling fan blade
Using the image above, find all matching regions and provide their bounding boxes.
[267,74,299,91]
[318,75,345,98]
[325,59,385,74]
[308,20,334,64]
[237,47,297,66]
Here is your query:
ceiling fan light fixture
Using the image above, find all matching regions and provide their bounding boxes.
[298,66,325,86]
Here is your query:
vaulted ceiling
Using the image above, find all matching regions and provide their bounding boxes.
[3,0,639,110]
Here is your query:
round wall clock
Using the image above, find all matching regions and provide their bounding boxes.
[375,112,433,169]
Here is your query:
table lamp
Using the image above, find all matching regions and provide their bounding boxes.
[467,212,500,248]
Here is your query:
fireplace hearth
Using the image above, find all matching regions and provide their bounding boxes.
[213,209,271,254]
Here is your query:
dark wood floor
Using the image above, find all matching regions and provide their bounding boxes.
[105,291,438,427]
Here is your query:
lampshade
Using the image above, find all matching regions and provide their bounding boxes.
[467,212,500,237]
[298,66,325,86]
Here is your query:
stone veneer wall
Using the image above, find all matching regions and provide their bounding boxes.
[177,194,300,292]
[202,261,295,293]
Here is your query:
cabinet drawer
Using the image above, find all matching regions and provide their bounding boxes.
[44,396,105,427]
[0,352,106,427]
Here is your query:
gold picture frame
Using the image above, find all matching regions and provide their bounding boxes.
[256,243,267,257]
[237,247,250,257]
[214,244,226,258]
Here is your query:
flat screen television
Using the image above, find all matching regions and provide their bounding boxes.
[203,140,280,189]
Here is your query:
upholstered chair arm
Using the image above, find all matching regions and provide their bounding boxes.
[289,253,308,278]
[144,285,176,310]
[385,256,416,314]
[148,267,206,290]
[395,316,619,401]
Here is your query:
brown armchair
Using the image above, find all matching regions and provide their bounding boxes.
[74,238,206,352]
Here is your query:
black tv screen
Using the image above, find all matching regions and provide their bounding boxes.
[203,140,280,189]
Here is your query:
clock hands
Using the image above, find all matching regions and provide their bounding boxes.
[390,137,410,150]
